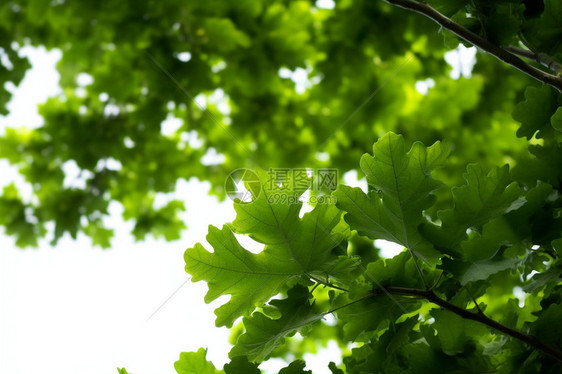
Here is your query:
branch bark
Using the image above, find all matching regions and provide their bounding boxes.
[505,45,562,75]
[382,0,562,93]
[372,286,562,363]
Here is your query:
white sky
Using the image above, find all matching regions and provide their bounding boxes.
[0,46,349,374]
[0,42,473,374]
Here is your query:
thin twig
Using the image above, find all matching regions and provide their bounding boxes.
[370,286,562,362]
[408,249,428,289]
[505,45,562,75]
[309,274,349,292]
[429,270,444,291]
[382,0,562,92]
[464,286,485,315]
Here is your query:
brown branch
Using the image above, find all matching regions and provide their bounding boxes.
[371,286,562,363]
[505,45,562,76]
[382,0,562,93]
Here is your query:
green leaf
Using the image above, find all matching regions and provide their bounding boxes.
[278,360,311,374]
[366,251,423,289]
[522,0,562,57]
[232,170,347,273]
[524,265,562,293]
[551,106,562,132]
[185,170,351,327]
[430,309,489,354]
[336,253,423,340]
[343,317,418,373]
[430,164,523,253]
[175,348,221,374]
[513,143,562,188]
[223,356,260,374]
[440,256,520,285]
[334,132,448,264]
[84,219,114,248]
[513,85,560,139]
[445,164,523,230]
[553,238,562,258]
[328,362,344,374]
[117,369,131,374]
[203,18,251,52]
[461,182,553,262]
[230,285,321,362]
[425,0,467,17]
[530,303,562,348]
[185,225,291,327]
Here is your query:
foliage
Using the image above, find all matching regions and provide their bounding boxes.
[0,0,534,247]
[2,0,562,373]
[182,131,562,372]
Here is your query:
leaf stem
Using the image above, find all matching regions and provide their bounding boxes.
[408,251,428,289]
[325,293,374,315]
[382,0,562,92]
[463,286,485,315]
[371,286,562,362]
[429,270,444,291]
[308,274,349,292]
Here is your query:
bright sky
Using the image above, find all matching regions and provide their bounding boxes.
[0,42,474,374]
[0,46,357,374]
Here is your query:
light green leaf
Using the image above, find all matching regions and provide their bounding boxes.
[185,170,351,327]
[551,106,562,132]
[185,225,291,327]
[232,170,346,272]
[334,132,448,264]
[230,285,321,362]
[203,18,251,52]
[175,348,221,374]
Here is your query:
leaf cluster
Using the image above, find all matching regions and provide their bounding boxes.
[178,131,562,372]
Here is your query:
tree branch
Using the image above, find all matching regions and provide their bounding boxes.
[371,286,562,363]
[505,45,562,76]
[382,0,562,93]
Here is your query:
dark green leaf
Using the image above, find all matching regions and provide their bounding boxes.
[223,356,260,374]
[513,85,560,139]
[278,360,311,374]
[230,285,321,362]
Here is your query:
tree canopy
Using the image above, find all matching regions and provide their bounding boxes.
[2,0,562,373]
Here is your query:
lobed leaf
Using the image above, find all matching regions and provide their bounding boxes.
[230,285,321,362]
[334,132,448,265]
[223,356,260,374]
[512,85,561,139]
[185,170,351,327]
[424,164,524,255]
[175,348,221,374]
